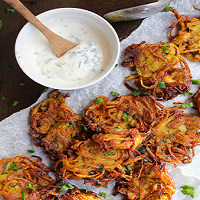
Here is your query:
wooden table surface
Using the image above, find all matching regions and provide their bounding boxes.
[0,0,156,121]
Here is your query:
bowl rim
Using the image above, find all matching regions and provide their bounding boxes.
[15,7,120,90]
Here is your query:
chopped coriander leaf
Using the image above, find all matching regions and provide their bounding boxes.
[181,92,193,96]
[59,183,74,191]
[95,97,103,104]
[157,81,165,88]
[192,79,200,85]
[41,87,48,94]
[161,4,174,12]
[81,124,88,132]
[8,162,18,171]
[57,178,64,185]
[2,96,5,100]
[20,82,25,86]
[121,164,132,171]
[111,91,120,96]
[104,153,109,157]
[181,102,193,109]
[130,67,136,71]
[6,6,16,14]
[103,186,108,188]
[181,185,198,198]
[0,20,2,30]
[27,150,35,153]
[161,46,169,54]
[21,183,36,200]
[5,64,13,71]
[99,192,107,198]
[132,89,149,96]
[122,116,128,122]
[12,100,19,106]
[115,64,118,67]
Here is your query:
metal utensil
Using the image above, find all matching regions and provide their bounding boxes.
[104,0,172,22]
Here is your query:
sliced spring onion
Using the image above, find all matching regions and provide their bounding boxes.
[111,91,120,96]
[132,89,149,96]
[157,81,165,88]
[181,102,193,109]
[95,97,103,104]
[192,79,200,85]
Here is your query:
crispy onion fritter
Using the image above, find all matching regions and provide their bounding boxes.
[116,160,176,200]
[0,155,58,200]
[169,7,200,62]
[54,138,146,187]
[121,41,192,100]
[85,95,164,150]
[144,108,200,165]
[29,90,88,160]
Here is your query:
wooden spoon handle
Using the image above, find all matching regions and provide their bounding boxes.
[3,0,53,39]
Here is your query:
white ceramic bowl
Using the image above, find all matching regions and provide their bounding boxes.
[15,8,120,90]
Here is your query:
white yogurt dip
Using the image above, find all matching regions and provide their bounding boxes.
[24,17,111,86]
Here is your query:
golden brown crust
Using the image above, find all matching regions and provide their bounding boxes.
[169,8,200,62]
[85,95,164,150]
[116,160,176,200]
[144,108,200,165]
[121,42,192,101]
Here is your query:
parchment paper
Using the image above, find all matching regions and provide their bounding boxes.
[1,0,200,199]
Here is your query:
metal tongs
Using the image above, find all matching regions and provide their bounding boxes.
[104,0,172,22]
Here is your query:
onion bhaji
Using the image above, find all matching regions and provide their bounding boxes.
[116,160,176,200]
[169,7,200,62]
[0,155,58,200]
[57,188,102,200]
[54,138,146,187]
[29,90,89,160]
[85,95,164,151]
[144,107,200,165]
[121,41,192,100]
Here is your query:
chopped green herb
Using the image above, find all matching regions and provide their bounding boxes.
[104,153,109,157]
[27,150,35,153]
[130,67,136,71]
[99,192,107,198]
[181,185,198,198]
[12,100,19,106]
[161,46,169,54]
[181,102,193,109]
[157,81,165,88]
[95,97,103,104]
[122,116,128,122]
[8,162,17,171]
[0,20,2,30]
[80,189,88,193]
[132,89,149,96]
[5,64,13,71]
[6,6,16,14]
[57,178,64,186]
[103,186,108,188]
[115,64,118,67]
[121,164,132,171]
[2,96,5,100]
[192,79,200,85]
[81,124,88,132]
[60,183,74,191]
[41,87,48,94]
[111,91,120,96]
[21,183,36,200]
[161,4,174,12]
[181,92,193,96]
[20,82,25,86]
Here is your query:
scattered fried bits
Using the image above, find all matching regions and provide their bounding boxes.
[85,95,164,150]
[0,155,58,200]
[121,41,192,100]
[29,90,88,160]
[169,7,200,62]
[144,107,200,165]
[116,160,176,200]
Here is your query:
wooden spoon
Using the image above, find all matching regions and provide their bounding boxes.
[4,0,77,58]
